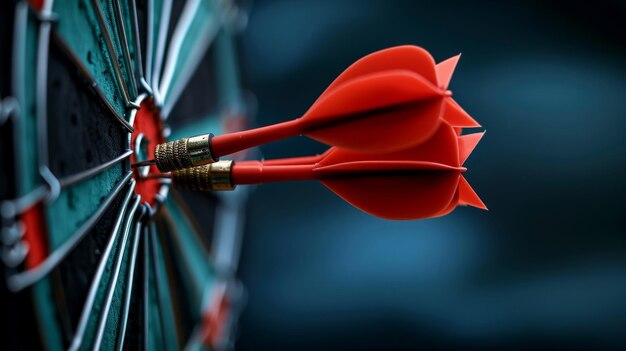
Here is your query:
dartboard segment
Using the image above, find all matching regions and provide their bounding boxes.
[92,0,138,100]
[214,25,245,114]
[147,0,173,100]
[160,0,223,118]
[167,24,248,154]
[47,39,129,182]
[89,0,134,105]
[115,0,143,94]
[146,219,180,350]
[52,1,130,121]
[69,190,140,350]
[162,195,217,316]
[55,184,135,340]
[13,5,41,197]
[92,199,140,351]
[166,43,219,134]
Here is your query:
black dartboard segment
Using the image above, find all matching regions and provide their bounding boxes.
[47,37,127,179]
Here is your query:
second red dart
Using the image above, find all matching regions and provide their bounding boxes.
[152,46,475,173]
[171,123,486,220]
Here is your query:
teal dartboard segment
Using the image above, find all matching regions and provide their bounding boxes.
[144,0,163,85]
[147,0,169,89]
[164,195,216,320]
[145,230,161,351]
[118,0,142,83]
[78,207,132,350]
[53,0,127,118]
[164,26,244,142]
[100,223,136,350]
[95,0,137,99]
[32,278,64,351]
[44,164,124,249]
[184,337,210,351]
[215,26,243,111]
[13,7,41,196]
[160,0,221,117]
[151,227,181,351]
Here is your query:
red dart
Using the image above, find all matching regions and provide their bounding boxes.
[173,123,486,220]
[215,47,485,156]
[212,69,446,157]
[153,46,468,172]
[168,53,480,173]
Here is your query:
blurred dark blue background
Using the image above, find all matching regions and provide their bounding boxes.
[235,1,626,349]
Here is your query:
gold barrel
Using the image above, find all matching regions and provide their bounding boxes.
[154,134,216,172]
[171,160,235,191]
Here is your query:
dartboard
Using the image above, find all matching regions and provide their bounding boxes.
[1,0,250,350]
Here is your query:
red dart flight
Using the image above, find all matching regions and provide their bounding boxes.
[174,123,486,220]
[435,54,481,133]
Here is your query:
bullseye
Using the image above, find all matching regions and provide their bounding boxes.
[130,99,167,207]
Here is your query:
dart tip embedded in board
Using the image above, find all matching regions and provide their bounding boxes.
[131,159,156,168]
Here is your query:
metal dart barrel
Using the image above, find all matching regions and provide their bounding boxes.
[154,134,217,172]
[171,160,235,191]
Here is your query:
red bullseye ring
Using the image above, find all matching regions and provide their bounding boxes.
[130,99,167,207]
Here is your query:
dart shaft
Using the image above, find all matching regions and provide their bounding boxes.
[211,119,301,159]
[232,162,315,184]
[238,154,324,166]
[154,120,302,173]
[171,159,466,191]
[170,161,316,191]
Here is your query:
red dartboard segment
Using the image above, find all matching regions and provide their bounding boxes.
[21,202,49,269]
[202,287,230,349]
[28,0,43,11]
[130,99,167,206]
